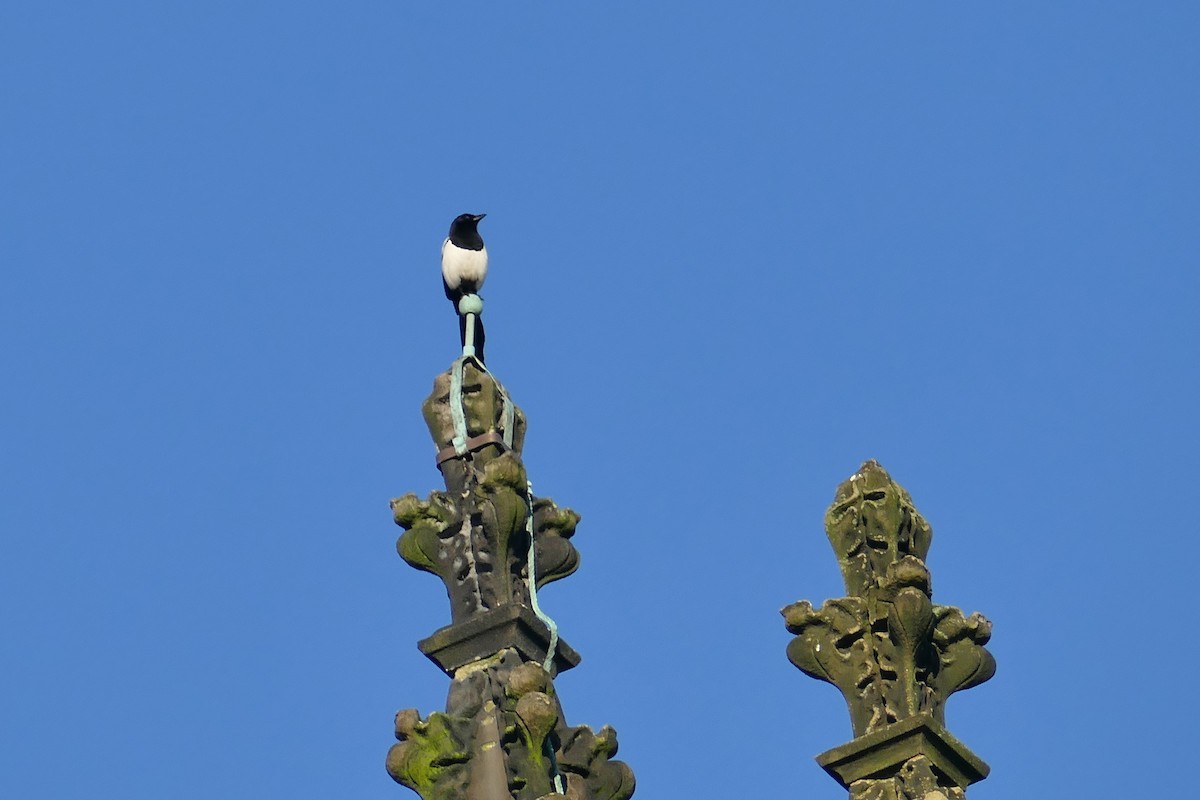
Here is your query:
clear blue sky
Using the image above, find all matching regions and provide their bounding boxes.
[3,3,1198,798]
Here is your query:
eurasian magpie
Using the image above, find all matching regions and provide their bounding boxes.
[441,213,488,362]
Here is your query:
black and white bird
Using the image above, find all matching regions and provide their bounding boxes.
[441,213,488,361]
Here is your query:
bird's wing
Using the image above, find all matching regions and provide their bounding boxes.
[441,238,457,300]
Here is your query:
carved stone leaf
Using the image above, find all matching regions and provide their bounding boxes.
[393,493,459,578]
[531,500,581,588]
[559,725,635,800]
[889,588,934,664]
[532,534,579,587]
[387,710,471,800]
[931,608,996,699]
[478,456,526,550]
[392,492,456,533]
[784,597,868,688]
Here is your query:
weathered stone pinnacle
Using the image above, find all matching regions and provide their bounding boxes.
[783,461,994,798]
[387,359,634,800]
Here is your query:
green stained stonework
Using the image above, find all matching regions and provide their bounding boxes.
[783,461,994,798]
[393,365,579,626]
[387,655,634,800]
[391,456,581,627]
[421,362,527,463]
[387,360,634,800]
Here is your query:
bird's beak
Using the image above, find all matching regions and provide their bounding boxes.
[473,213,487,222]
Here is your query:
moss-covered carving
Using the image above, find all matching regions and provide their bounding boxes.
[783,461,993,797]
[391,461,581,626]
[392,365,580,625]
[388,359,633,798]
[421,362,526,496]
[387,709,471,798]
[386,650,634,800]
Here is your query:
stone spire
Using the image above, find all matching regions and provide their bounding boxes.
[782,461,995,800]
[387,319,634,799]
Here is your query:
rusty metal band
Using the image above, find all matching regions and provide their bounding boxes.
[434,431,510,466]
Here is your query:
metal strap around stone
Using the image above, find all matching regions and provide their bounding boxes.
[452,357,551,670]
[448,356,470,458]
[442,354,517,465]
[526,478,566,795]
[434,431,507,466]
[525,480,560,676]
[445,354,557,674]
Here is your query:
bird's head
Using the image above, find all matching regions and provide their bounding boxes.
[449,213,486,237]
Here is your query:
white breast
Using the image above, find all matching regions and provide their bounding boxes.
[441,240,489,291]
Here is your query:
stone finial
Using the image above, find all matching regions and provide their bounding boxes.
[421,361,526,493]
[387,358,634,800]
[782,461,994,799]
[824,460,932,598]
